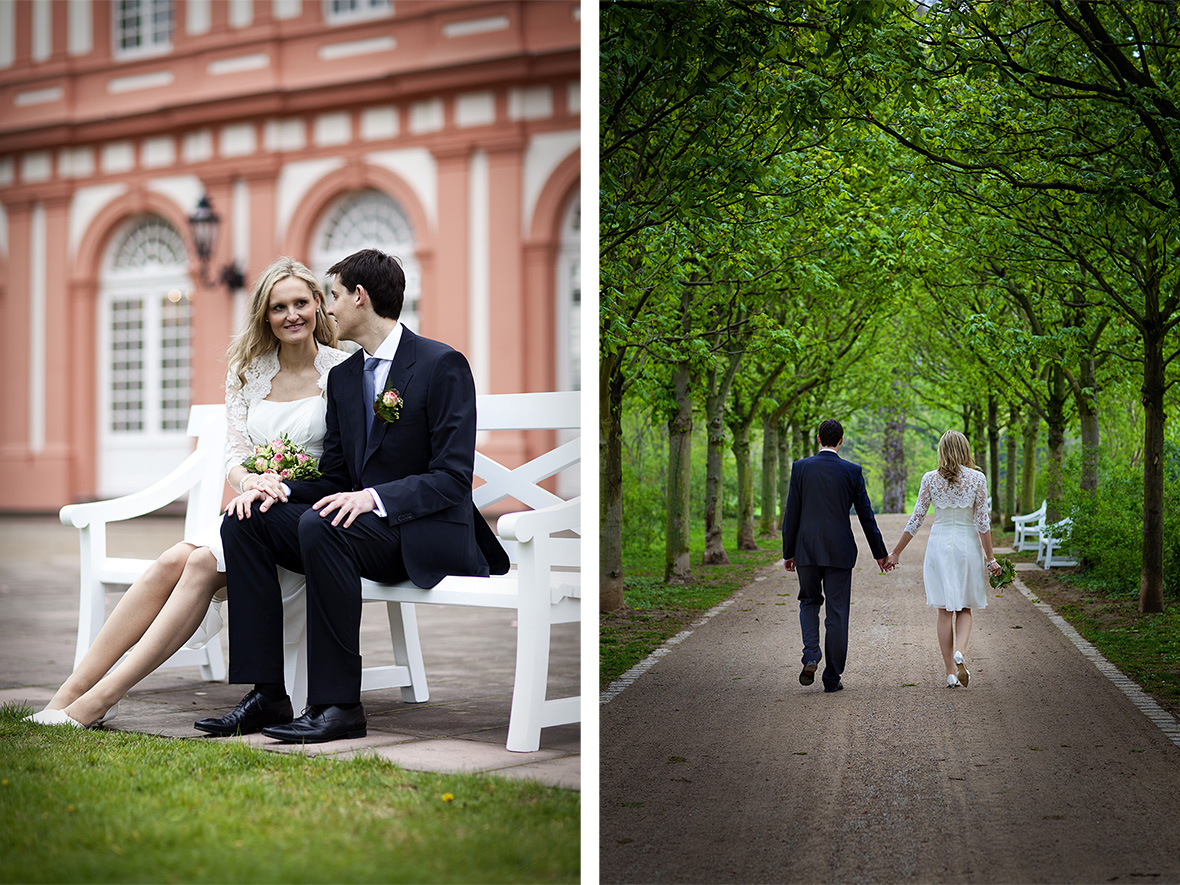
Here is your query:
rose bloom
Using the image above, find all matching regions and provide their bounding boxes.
[281,469,291,478]
[253,457,269,471]
[383,391,397,405]
[272,454,283,463]
[297,453,309,462]
[271,439,283,449]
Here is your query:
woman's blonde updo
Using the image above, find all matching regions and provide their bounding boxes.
[937,430,976,484]
[224,257,338,390]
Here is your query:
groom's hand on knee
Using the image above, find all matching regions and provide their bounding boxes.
[313,490,376,528]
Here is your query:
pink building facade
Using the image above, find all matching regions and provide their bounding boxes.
[0,0,581,510]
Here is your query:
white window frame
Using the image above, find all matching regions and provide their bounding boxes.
[323,0,393,26]
[112,0,174,61]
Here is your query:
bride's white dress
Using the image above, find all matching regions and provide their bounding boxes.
[183,343,349,648]
[904,468,991,612]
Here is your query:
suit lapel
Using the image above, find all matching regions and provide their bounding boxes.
[363,327,418,468]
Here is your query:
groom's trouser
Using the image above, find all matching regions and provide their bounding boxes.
[221,502,409,705]
[796,565,852,688]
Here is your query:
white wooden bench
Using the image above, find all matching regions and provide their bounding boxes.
[59,394,580,753]
[1037,518,1079,569]
[1012,500,1047,552]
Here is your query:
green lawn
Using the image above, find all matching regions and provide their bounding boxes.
[0,705,578,884]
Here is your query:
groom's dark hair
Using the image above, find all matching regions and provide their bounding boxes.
[818,419,843,447]
[327,249,406,320]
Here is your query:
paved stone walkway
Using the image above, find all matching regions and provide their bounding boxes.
[1,513,578,790]
[600,513,1180,883]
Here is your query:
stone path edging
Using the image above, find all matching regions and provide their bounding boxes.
[1015,575,1180,748]
[599,596,739,704]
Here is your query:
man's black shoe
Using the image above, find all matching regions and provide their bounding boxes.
[262,704,367,744]
[823,681,844,693]
[799,661,819,686]
[194,689,293,736]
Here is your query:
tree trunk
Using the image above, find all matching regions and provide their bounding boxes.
[987,395,1000,522]
[1077,355,1100,492]
[972,407,986,479]
[664,361,693,582]
[1021,410,1040,514]
[732,420,758,550]
[776,418,791,532]
[1005,402,1019,525]
[1045,367,1068,523]
[759,414,778,536]
[703,367,730,566]
[1139,316,1166,614]
[881,401,907,513]
[600,351,626,612]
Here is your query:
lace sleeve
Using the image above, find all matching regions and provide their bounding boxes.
[223,369,253,478]
[904,473,932,535]
[316,344,352,392]
[973,471,991,534]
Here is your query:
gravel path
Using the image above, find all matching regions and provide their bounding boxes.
[600,513,1180,883]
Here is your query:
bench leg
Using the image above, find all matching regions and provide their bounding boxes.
[506,600,552,753]
[198,637,227,682]
[386,602,429,703]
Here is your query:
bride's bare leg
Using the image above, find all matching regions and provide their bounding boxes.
[64,547,224,727]
[937,609,957,676]
[955,609,973,656]
[45,543,195,710]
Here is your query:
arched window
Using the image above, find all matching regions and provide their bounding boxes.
[555,193,580,391]
[312,189,420,331]
[98,216,193,496]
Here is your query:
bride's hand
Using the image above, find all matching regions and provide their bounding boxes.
[241,473,287,501]
[226,488,271,520]
[884,553,900,570]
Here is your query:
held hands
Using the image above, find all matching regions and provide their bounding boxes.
[313,490,375,528]
[881,553,900,572]
[242,472,286,500]
[226,474,289,520]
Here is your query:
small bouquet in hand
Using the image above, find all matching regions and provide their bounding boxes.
[242,433,321,481]
[989,555,1016,589]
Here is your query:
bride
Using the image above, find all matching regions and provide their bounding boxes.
[27,257,349,728]
[885,430,1003,688]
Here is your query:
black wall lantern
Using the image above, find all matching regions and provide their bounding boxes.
[188,194,246,291]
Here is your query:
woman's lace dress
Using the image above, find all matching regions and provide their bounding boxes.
[183,343,350,648]
[904,468,991,612]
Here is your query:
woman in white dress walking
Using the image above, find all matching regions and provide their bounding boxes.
[26,257,349,728]
[885,431,1003,687]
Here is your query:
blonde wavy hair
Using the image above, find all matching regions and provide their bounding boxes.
[225,257,337,390]
[937,430,976,484]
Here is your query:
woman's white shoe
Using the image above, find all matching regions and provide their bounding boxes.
[953,651,970,687]
[24,708,85,728]
[97,702,120,725]
[947,674,961,688]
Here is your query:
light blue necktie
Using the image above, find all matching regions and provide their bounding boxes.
[362,356,382,438]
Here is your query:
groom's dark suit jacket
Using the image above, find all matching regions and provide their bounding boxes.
[287,326,508,587]
[781,450,887,568]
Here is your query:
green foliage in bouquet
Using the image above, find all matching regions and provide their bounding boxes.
[242,433,322,481]
[989,555,1016,589]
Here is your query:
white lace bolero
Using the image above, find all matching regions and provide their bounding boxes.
[223,343,351,478]
[904,468,991,535]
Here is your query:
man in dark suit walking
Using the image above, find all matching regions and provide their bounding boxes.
[198,249,507,743]
[781,419,890,693]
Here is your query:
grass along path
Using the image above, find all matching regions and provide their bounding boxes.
[0,704,578,884]
[600,541,782,690]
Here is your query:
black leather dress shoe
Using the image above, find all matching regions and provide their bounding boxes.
[194,689,293,736]
[262,704,367,744]
[823,681,844,693]
[799,661,818,686]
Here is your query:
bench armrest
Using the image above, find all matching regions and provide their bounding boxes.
[497,497,580,543]
[60,447,213,529]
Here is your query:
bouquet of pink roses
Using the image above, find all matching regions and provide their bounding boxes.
[242,433,322,481]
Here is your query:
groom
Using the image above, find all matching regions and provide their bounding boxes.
[781,419,889,693]
[197,248,508,743]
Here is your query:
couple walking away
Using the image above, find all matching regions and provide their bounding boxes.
[27,249,507,742]
[781,420,1002,692]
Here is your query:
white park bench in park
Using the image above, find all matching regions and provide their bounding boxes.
[1037,518,1079,569]
[58,393,581,753]
[1012,500,1048,552]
